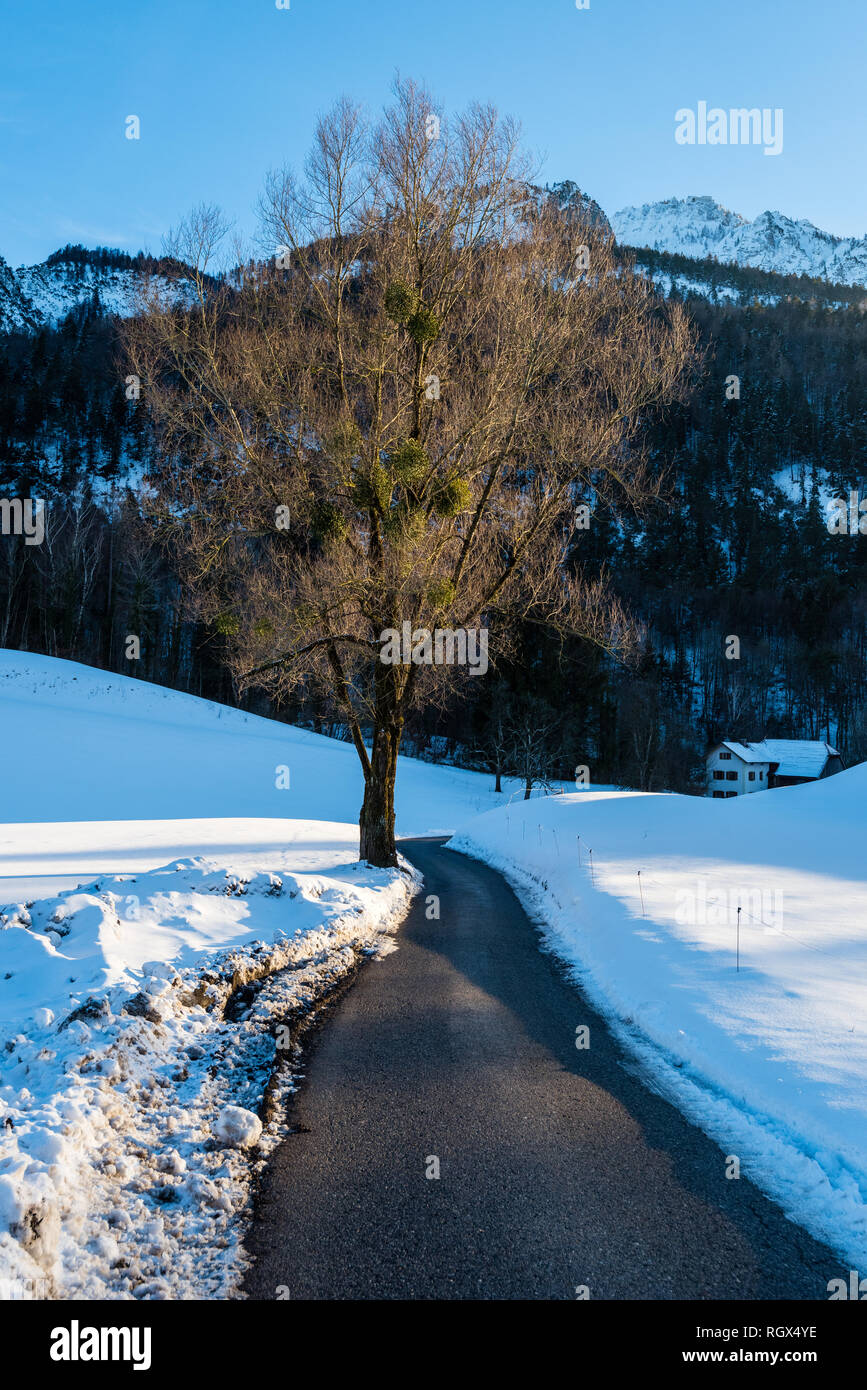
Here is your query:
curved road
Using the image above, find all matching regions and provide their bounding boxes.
[244,837,838,1300]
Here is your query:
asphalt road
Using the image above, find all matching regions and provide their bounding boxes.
[243,837,839,1300]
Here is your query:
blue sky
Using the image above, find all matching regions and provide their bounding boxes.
[1,0,864,266]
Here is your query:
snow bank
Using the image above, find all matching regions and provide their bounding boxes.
[0,831,419,1298]
[450,770,867,1268]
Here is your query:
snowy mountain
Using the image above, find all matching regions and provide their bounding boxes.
[0,246,191,332]
[611,195,867,286]
[18,259,147,325]
[0,186,610,336]
[0,253,42,332]
[542,180,611,234]
[3,189,866,335]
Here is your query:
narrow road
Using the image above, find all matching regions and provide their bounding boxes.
[243,838,838,1300]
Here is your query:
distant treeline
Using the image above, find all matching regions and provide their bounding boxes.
[622,242,867,309]
[41,244,189,279]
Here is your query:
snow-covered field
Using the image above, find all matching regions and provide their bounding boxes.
[0,650,516,900]
[450,773,867,1269]
[5,646,866,1296]
[0,650,520,1299]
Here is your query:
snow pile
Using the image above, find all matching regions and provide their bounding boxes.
[0,835,419,1298]
[450,767,867,1267]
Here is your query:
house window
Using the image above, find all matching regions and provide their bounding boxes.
[713,770,725,780]
[725,790,737,798]
[712,790,724,798]
[720,752,732,760]
[760,770,764,779]
[748,771,755,781]
[726,771,737,781]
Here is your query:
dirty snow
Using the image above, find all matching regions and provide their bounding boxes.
[0,837,418,1299]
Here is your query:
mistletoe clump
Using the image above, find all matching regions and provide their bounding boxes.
[312,499,348,542]
[432,475,471,517]
[388,437,428,487]
[215,611,241,637]
[425,577,456,609]
[382,503,427,545]
[351,459,392,513]
[330,420,363,472]
[407,304,440,345]
[384,280,417,324]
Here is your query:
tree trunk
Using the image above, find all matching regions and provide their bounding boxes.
[359,669,403,866]
[359,723,401,866]
[494,768,502,793]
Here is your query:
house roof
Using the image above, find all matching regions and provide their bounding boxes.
[715,739,840,778]
[717,741,772,765]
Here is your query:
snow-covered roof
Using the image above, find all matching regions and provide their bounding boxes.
[715,739,840,778]
[717,741,772,764]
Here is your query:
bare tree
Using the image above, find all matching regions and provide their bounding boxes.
[112,500,164,674]
[35,495,103,658]
[474,680,512,792]
[126,79,695,865]
[503,697,562,800]
[0,534,26,649]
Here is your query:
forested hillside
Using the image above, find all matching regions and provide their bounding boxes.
[2,243,866,792]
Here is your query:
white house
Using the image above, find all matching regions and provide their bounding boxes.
[706,739,842,798]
